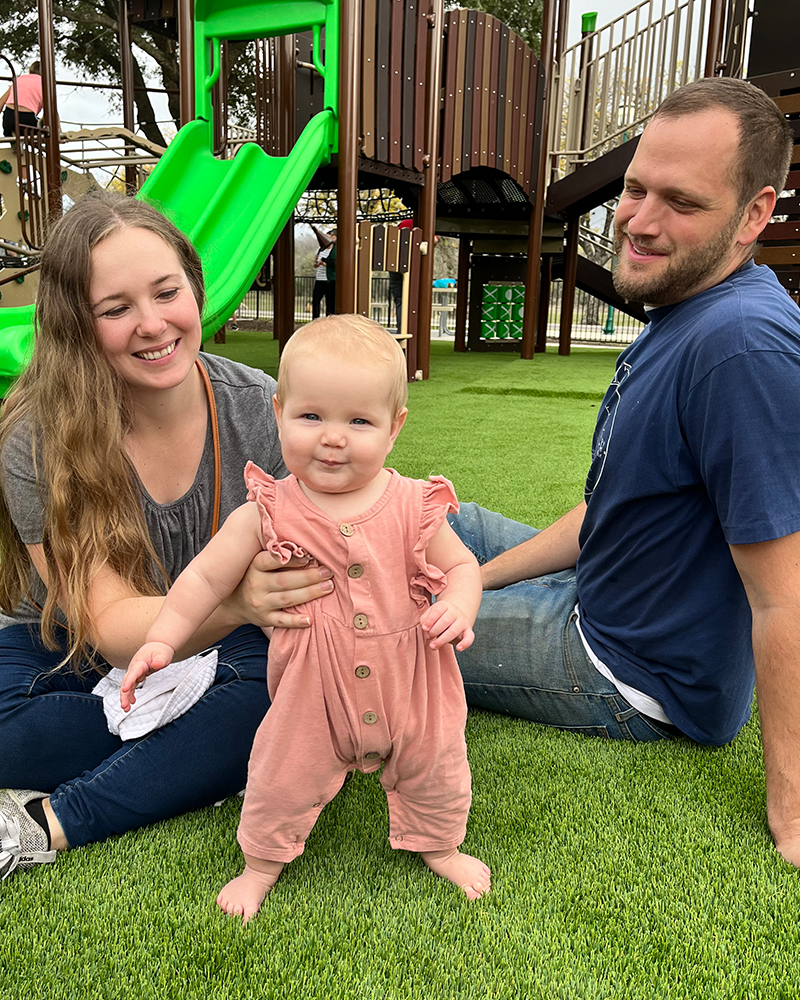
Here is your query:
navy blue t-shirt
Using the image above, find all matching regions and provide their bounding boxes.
[577,262,800,745]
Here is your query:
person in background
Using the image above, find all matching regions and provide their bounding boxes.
[1,63,43,138]
[310,225,337,318]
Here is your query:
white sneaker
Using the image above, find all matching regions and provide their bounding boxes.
[0,789,57,879]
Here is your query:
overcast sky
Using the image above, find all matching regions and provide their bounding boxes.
[52,0,650,130]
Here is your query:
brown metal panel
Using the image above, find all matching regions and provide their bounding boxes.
[413,2,428,171]
[357,222,373,316]
[385,224,401,270]
[515,45,531,185]
[523,54,540,196]
[405,228,423,379]
[471,12,485,165]
[362,0,377,158]
[479,14,492,166]
[487,17,499,165]
[452,10,468,176]
[461,11,476,172]
[390,0,404,165]
[503,34,516,175]
[440,11,458,182]
[496,25,508,173]
[375,0,391,162]
[372,224,387,271]
[398,227,412,272]
[402,0,418,168]
[510,35,523,178]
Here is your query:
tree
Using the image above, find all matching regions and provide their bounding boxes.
[0,2,259,147]
[447,0,543,54]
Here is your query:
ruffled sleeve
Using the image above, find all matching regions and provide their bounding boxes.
[410,475,460,608]
[243,462,307,565]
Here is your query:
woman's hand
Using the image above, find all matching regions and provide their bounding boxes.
[223,550,334,630]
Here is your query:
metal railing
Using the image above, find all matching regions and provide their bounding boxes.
[549,0,715,181]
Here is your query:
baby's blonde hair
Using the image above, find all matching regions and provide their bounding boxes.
[277,315,409,417]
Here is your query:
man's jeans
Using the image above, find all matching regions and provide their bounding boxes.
[450,503,678,742]
[0,624,271,846]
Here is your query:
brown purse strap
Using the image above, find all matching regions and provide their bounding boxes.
[195,357,221,537]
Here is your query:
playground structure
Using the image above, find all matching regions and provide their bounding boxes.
[0,0,797,394]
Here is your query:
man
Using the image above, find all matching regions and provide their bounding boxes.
[451,77,800,865]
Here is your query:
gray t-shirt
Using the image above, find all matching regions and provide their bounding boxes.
[0,353,287,626]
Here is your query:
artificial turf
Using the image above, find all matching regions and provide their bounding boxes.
[4,335,799,999]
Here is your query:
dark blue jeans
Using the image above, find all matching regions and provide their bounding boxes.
[0,624,270,847]
[450,503,680,742]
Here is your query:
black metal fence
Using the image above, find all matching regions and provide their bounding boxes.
[236,276,644,348]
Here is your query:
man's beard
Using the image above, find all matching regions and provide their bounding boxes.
[612,214,741,307]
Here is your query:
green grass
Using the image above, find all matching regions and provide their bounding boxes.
[5,335,800,999]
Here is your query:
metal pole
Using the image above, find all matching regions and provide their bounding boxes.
[454,237,470,352]
[520,0,556,359]
[337,0,360,314]
[37,0,61,220]
[704,0,725,77]
[178,0,196,126]
[275,34,296,351]
[559,216,578,355]
[118,0,137,193]
[415,0,445,380]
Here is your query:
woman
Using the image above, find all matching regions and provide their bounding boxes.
[0,191,332,876]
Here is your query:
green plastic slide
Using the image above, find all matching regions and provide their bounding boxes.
[0,0,339,397]
[139,107,335,338]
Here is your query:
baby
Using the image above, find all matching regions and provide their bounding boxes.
[121,315,490,920]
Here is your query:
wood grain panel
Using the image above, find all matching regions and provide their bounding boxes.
[515,45,530,184]
[405,228,423,378]
[361,0,377,158]
[375,0,390,162]
[523,54,540,195]
[462,11,477,171]
[452,10,468,175]
[510,34,523,178]
[440,11,458,181]
[502,33,515,175]
[487,16,499,165]
[371,224,386,271]
[390,0,404,165]
[479,13,492,165]
[356,222,373,316]
[402,0,418,168]
[471,12,485,165]
[413,1,428,171]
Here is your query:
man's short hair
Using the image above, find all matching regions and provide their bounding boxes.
[652,78,794,210]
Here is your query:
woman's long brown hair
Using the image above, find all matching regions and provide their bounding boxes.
[0,191,205,669]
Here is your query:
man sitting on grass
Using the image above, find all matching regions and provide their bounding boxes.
[450,77,800,866]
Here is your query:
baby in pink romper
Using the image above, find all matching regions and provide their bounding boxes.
[121,315,489,920]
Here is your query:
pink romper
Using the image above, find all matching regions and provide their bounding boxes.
[237,464,472,863]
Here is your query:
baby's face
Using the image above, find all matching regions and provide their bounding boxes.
[274,353,406,498]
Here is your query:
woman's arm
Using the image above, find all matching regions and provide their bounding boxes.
[27,532,334,669]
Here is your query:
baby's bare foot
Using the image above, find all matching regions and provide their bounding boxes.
[216,859,284,922]
[421,848,491,900]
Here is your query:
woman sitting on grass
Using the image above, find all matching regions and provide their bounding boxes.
[0,191,332,877]
[121,316,491,920]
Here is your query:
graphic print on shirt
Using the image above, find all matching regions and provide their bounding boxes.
[584,360,631,499]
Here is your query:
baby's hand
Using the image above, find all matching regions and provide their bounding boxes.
[120,641,176,713]
[420,600,475,652]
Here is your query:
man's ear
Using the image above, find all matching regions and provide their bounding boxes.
[737,185,777,247]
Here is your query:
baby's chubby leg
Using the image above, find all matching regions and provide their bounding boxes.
[421,848,491,900]
[217,854,284,922]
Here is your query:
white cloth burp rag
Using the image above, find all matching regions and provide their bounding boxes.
[92,649,219,741]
